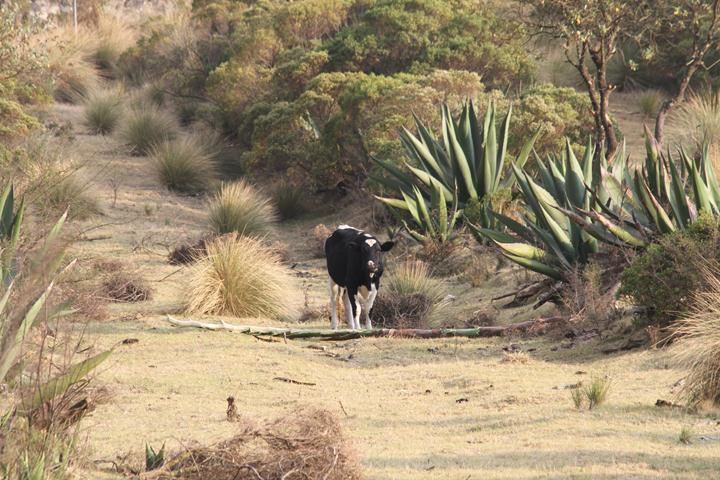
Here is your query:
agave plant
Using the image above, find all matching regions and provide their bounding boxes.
[0,182,25,285]
[373,100,540,230]
[469,139,631,280]
[387,180,462,244]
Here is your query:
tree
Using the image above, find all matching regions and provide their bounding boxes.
[651,0,720,146]
[521,0,654,162]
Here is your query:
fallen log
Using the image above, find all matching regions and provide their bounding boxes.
[166,315,565,340]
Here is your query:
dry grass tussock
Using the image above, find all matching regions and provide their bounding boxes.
[636,89,664,118]
[676,89,720,150]
[186,233,300,320]
[46,25,101,103]
[119,105,178,155]
[372,259,446,328]
[84,88,125,134]
[673,267,720,406]
[152,407,361,480]
[208,181,278,237]
[150,135,218,193]
[92,14,137,77]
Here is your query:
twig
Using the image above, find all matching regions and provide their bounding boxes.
[253,335,279,343]
[273,377,316,386]
[338,400,349,418]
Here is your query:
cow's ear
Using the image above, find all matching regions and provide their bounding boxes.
[380,241,395,252]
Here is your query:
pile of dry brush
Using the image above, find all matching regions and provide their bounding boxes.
[146,407,361,480]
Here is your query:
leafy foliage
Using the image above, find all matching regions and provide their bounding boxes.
[621,216,720,325]
[375,100,539,238]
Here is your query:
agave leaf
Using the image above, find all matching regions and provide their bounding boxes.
[494,104,511,191]
[400,128,447,183]
[400,191,421,226]
[639,175,676,234]
[0,182,13,237]
[375,196,411,211]
[403,222,428,243]
[690,158,717,214]
[26,349,112,411]
[458,102,477,183]
[666,158,692,228]
[413,187,435,237]
[0,280,56,382]
[483,102,498,195]
[587,210,648,247]
[466,224,519,244]
[435,181,448,239]
[444,105,477,200]
[405,164,453,199]
[502,253,564,280]
[491,211,535,243]
[493,240,548,262]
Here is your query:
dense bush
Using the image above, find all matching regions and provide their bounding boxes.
[0,3,50,147]
[512,84,594,155]
[620,216,720,326]
[325,0,533,86]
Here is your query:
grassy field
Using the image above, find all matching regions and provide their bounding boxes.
[50,102,720,479]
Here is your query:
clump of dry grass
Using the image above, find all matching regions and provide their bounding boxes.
[372,260,446,328]
[673,267,720,406]
[46,174,102,220]
[47,26,101,103]
[103,272,152,302]
[571,376,611,410]
[84,89,124,134]
[156,407,361,480]
[186,234,299,320]
[636,89,664,118]
[150,135,218,193]
[501,351,530,364]
[676,89,720,149]
[208,181,277,237]
[272,181,308,221]
[119,105,178,156]
[92,14,137,78]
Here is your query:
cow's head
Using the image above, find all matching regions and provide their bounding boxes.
[351,236,394,278]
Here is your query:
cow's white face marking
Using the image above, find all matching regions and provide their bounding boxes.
[365,238,377,247]
[338,224,358,230]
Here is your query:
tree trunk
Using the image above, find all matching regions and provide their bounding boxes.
[166,315,566,339]
[654,63,698,146]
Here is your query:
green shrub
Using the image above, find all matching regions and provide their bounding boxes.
[272,181,307,221]
[150,136,218,194]
[119,106,178,155]
[620,216,720,326]
[208,180,277,236]
[84,90,124,134]
[511,84,594,155]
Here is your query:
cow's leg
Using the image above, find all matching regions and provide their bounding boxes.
[329,278,339,330]
[342,288,355,329]
[364,283,378,329]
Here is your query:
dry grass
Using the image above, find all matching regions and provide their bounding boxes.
[272,181,308,221]
[119,105,178,156]
[186,233,299,320]
[636,89,664,118]
[47,26,101,103]
[150,135,218,194]
[103,272,152,303]
[208,181,278,236]
[84,89,124,134]
[372,260,446,328]
[92,14,137,78]
[156,407,362,480]
[501,351,530,364]
[673,267,720,406]
[46,174,103,220]
[676,89,720,150]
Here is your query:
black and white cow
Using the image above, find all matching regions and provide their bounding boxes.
[324,225,394,329]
